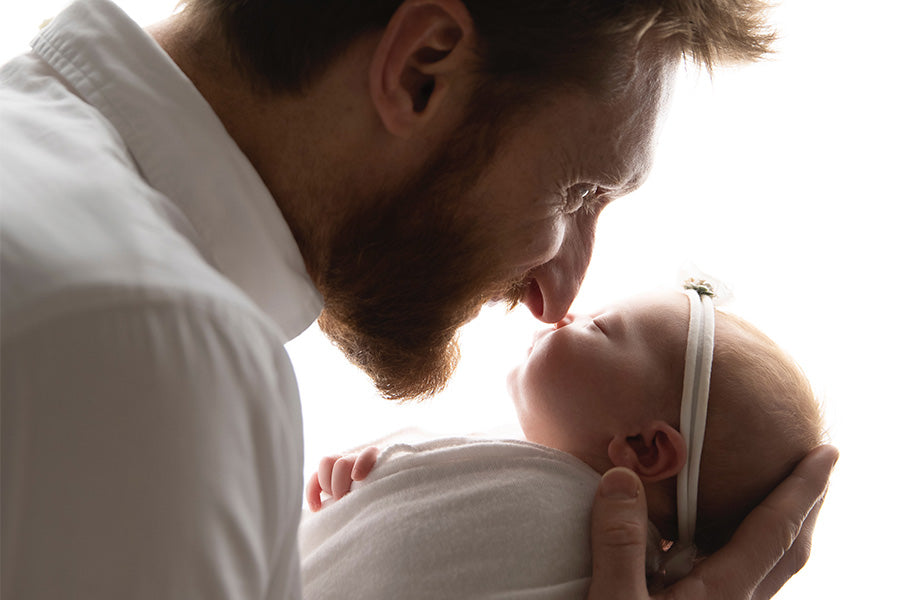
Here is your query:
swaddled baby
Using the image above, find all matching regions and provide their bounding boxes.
[302,285,825,598]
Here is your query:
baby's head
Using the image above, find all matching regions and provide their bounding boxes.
[507,288,824,556]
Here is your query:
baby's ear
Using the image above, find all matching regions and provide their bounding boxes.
[607,421,687,483]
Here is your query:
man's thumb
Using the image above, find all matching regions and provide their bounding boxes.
[588,467,650,600]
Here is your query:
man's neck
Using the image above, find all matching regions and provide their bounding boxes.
[146,11,464,284]
[145,14,304,193]
[145,12,370,282]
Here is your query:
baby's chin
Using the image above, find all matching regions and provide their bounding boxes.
[505,368,531,432]
[505,366,524,406]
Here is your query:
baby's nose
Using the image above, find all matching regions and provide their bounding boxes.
[554,314,576,329]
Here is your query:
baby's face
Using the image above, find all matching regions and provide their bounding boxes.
[507,291,689,467]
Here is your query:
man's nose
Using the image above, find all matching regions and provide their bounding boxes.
[522,215,596,323]
[523,254,590,324]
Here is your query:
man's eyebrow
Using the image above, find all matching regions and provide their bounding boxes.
[616,167,653,197]
[590,164,645,198]
[593,181,633,202]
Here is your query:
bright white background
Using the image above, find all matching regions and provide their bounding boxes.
[4,1,897,597]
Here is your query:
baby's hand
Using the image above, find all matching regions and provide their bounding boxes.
[305,446,379,512]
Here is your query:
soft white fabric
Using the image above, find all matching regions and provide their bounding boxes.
[1,1,323,598]
[300,438,602,600]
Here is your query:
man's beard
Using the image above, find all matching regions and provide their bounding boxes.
[315,113,528,401]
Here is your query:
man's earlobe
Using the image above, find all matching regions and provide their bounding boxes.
[608,421,687,483]
[368,0,474,138]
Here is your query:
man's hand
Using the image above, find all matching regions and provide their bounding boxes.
[587,445,838,600]
[305,446,379,512]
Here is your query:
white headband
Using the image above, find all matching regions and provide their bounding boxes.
[661,280,716,582]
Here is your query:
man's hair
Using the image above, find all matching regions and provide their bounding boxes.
[694,310,826,555]
[179,0,776,96]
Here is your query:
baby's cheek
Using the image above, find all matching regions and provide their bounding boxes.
[516,410,559,448]
[508,375,554,441]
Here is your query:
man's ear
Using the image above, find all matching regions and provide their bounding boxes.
[607,421,687,483]
[368,0,474,138]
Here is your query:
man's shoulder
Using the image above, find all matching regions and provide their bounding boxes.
[0,232,276,351]
[0,181,273,348]
[0,55,259,343]
[1,50,132,168]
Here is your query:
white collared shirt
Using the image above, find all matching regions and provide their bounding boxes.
[1,0,323,597]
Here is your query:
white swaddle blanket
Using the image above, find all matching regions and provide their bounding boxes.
[299,437,603,599]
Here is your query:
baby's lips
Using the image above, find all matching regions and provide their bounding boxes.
[531,327,551,345]
[528,312,577,355]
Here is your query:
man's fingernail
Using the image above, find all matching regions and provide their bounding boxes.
[599,469,639,500]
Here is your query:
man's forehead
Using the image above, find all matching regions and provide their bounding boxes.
[550,61,675,188]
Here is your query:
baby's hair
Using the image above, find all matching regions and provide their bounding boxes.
[692,309,825,555]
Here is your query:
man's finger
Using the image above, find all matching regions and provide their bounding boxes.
[588,467,650,600]
[694,445,838,596]
[752,490,825,599]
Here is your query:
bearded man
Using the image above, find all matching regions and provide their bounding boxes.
[0,1,837,599]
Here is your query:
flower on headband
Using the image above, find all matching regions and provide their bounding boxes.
[683,278,716,298]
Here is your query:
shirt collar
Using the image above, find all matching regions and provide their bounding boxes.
[31,0,323,341]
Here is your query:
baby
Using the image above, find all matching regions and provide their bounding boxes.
[302,282,825,597]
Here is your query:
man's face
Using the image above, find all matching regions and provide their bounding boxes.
[318,50,678,401]
[456,52,678,325]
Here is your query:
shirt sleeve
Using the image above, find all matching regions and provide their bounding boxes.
[1,294,304,599]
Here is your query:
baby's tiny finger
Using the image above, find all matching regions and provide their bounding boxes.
[317,455,339,496]
[331,455,356,500]
[352,446,379,481]
[306,472,323,512]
